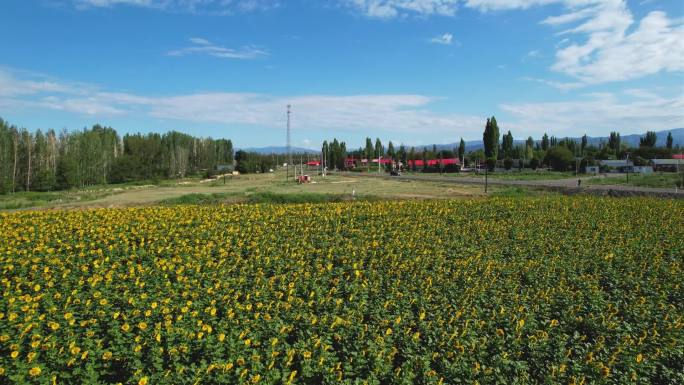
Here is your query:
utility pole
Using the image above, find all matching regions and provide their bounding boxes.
[286,104,292,181]
[625,152,630,183]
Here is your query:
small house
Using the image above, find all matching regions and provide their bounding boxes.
[631,166,653,174]
[585,166,600,174]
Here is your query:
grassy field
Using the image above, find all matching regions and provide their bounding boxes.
[0,179,202,210]
[2,169,680,211]
[361,170,579,181]
[586,173,684,188]
[1,197,681,384]
[0,172,486,210]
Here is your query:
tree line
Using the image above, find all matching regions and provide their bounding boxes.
[480,116,679,171]
[0,118,233,194]
[316,137,463,173]
[315,120,679,174]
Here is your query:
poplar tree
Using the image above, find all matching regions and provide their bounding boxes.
[482,116,500,168]
[458,138,465,165]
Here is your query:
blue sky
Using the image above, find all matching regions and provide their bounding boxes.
[1,0,683,148]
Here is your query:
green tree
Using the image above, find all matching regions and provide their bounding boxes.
[374,138,383,159]
[544,146,574,171]
[387,141,395,160]
[639,131,657,147]
[541,133,549,151]
[339,141,347,170]
[530,157,540,170]
[409,147,416,171]
[608,131,621,153]
[469,149,485,167]
[666,132,673,149]
[331,139,340,170]
[502,130,514,158]
[458,138,465,165]
[482,117,500,168]
[365,137,373,171]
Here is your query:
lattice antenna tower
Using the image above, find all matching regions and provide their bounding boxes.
[287,104,292,168]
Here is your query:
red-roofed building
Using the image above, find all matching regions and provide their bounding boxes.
[408,158,460,167]
[674,154,684,160]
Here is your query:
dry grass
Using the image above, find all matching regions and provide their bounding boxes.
[11,171,485,210]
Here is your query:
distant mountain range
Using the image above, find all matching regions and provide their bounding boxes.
[241,128,683,154]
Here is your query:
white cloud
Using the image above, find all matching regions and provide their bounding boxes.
[463,0,556,12]
[0,68,484,135]
[72,0,279,13]
[346,0,459,18]
[0,68,85,97]
[4,68,682,140]
[167,38,268,60]
[345,0,684,87]
[146,93,484,134]
[551,9,684,84]
[478,0,683,86]
[521,76,584,90]
[522,49,541,62]
[541,6,598,26]
[501,91,684,136]
[189,37,211,45]
[430,33,454,45]
[39,96,127,115]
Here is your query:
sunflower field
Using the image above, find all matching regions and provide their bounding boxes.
[0,197,682,384]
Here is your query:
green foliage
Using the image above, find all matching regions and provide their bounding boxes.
[501,130,514,159]
[374,138,384,159]
[545,147,575,171]
[630,146,674,161]
[482,116,500,160]
[322,138,347,170]
[608,131,621,153]
[639,131,657,148]
[0,118,233,194]
[530,157,540,170]
[235,150,276,174]
[458,138,466,164]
